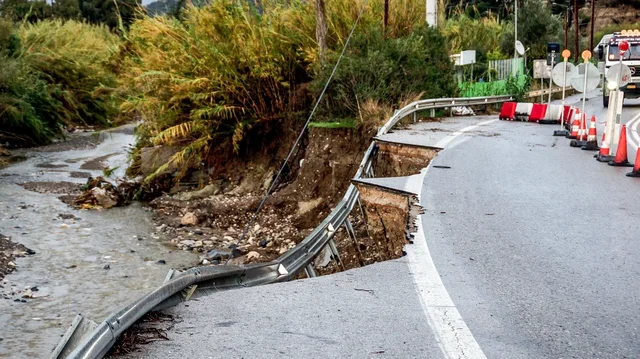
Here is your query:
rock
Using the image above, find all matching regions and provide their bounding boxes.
[246,251,261,260]
[181,212,198,226]
[157,259,166,264]
[206,249,232,261]
[22,289,33,298]
[31,286,39,292]
[296,198,324,218]
[194,241,203,248]
[103,264,110,270]
[194,230,203,235]
[203,240,213,246]
[139,145,180,178]
[7,261,15,268]
[201,259,210,265]
[90,187,118,209]
[278,247,288,254]
[253,224,261,232]
[179,239,196,247]
[173,184,221,201]
[227,227,236,233]
[25,248,36,255]
[259,239,268,248]
[0,146,10,157]
[223,235,234,242]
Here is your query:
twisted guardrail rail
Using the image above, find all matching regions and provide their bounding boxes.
[52,94,514,359]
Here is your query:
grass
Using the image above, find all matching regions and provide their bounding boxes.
[309,120,356,129]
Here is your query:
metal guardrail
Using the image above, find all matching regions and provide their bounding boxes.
[525,86,572,98]
[53,94,514,359]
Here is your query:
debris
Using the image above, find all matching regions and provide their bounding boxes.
[246,251,261,260]
[157,260,166,265]
[103,264,110,270]
[259,239,268,248]
[432,165,451,169]
[354,288,375,295]
[181,212,198,226]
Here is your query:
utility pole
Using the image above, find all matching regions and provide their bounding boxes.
[574,0,579,62]
[565,9,569,49]
[590,0,596,51]
[514,0,518,60]
[426,0,437,27]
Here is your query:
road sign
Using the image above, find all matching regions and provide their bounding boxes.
[570,62,600,92]
[547,52,560,66]
[533,59,551,79]
[552,62,577,87]
[619,40,629,54]
[606,63,632,88]
[515,41,525,56]
[562,49,571,60]
[582,50,592,62]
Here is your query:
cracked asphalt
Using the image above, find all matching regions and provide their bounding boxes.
[120,90,640,359]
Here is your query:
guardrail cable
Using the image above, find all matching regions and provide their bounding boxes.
[230,0,371,257]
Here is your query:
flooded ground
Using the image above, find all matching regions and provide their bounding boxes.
[0,126,198,358]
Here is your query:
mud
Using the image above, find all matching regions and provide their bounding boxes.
[354,183,415,260]
[20,181,82,195]
[373,140,440,177]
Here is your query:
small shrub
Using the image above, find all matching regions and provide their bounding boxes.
[312,26,456,126]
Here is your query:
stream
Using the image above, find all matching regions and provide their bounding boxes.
[0,126,198,358]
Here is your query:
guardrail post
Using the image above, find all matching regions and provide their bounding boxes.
[328,239,345,271]
[344,218,364,266]
[304,263,317,278]
[430,108,435,118]
[412,112,417,124]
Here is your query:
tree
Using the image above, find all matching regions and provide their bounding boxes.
[315,0,327,64]
[0,0,53,23]
[78,0,140,30]
[52,0,81,19]
[501,0,562,60]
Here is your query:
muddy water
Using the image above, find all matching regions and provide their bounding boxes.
[0,127,197,358]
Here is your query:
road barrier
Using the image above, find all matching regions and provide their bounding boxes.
[51,94,514,359]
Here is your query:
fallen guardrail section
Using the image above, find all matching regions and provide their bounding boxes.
[52,94,514,359]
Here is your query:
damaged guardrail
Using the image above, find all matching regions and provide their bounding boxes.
[52,94,513,359]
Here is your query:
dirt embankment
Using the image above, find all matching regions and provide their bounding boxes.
[150,126,376,266]
[594,4,640,32]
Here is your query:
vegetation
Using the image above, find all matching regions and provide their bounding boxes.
[2,0,627,181]
[0,20,120,146]
[0,0,140,29]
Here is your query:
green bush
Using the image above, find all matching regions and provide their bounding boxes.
[0,20,120,146]
[312,26,456,124]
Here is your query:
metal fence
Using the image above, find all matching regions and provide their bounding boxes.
[53,94,514,359]
[488,58,524,81]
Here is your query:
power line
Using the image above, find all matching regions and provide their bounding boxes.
[228,0,371,261]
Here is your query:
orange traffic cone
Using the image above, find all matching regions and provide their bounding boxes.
[578,113,588,141]
[596,126,615,162]
[571,113,588,147]
[626,148,640,177]
[608,124,634,167]
[566,109,581,139]
[582,115,599,151]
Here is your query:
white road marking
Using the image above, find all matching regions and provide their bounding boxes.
[625,112,640,147]
[405,119,496,359]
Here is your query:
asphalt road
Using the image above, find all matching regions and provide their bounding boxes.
[120,90,640,359]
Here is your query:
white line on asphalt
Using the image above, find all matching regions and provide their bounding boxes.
[405,119,496,359]
[626,112,640,147]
